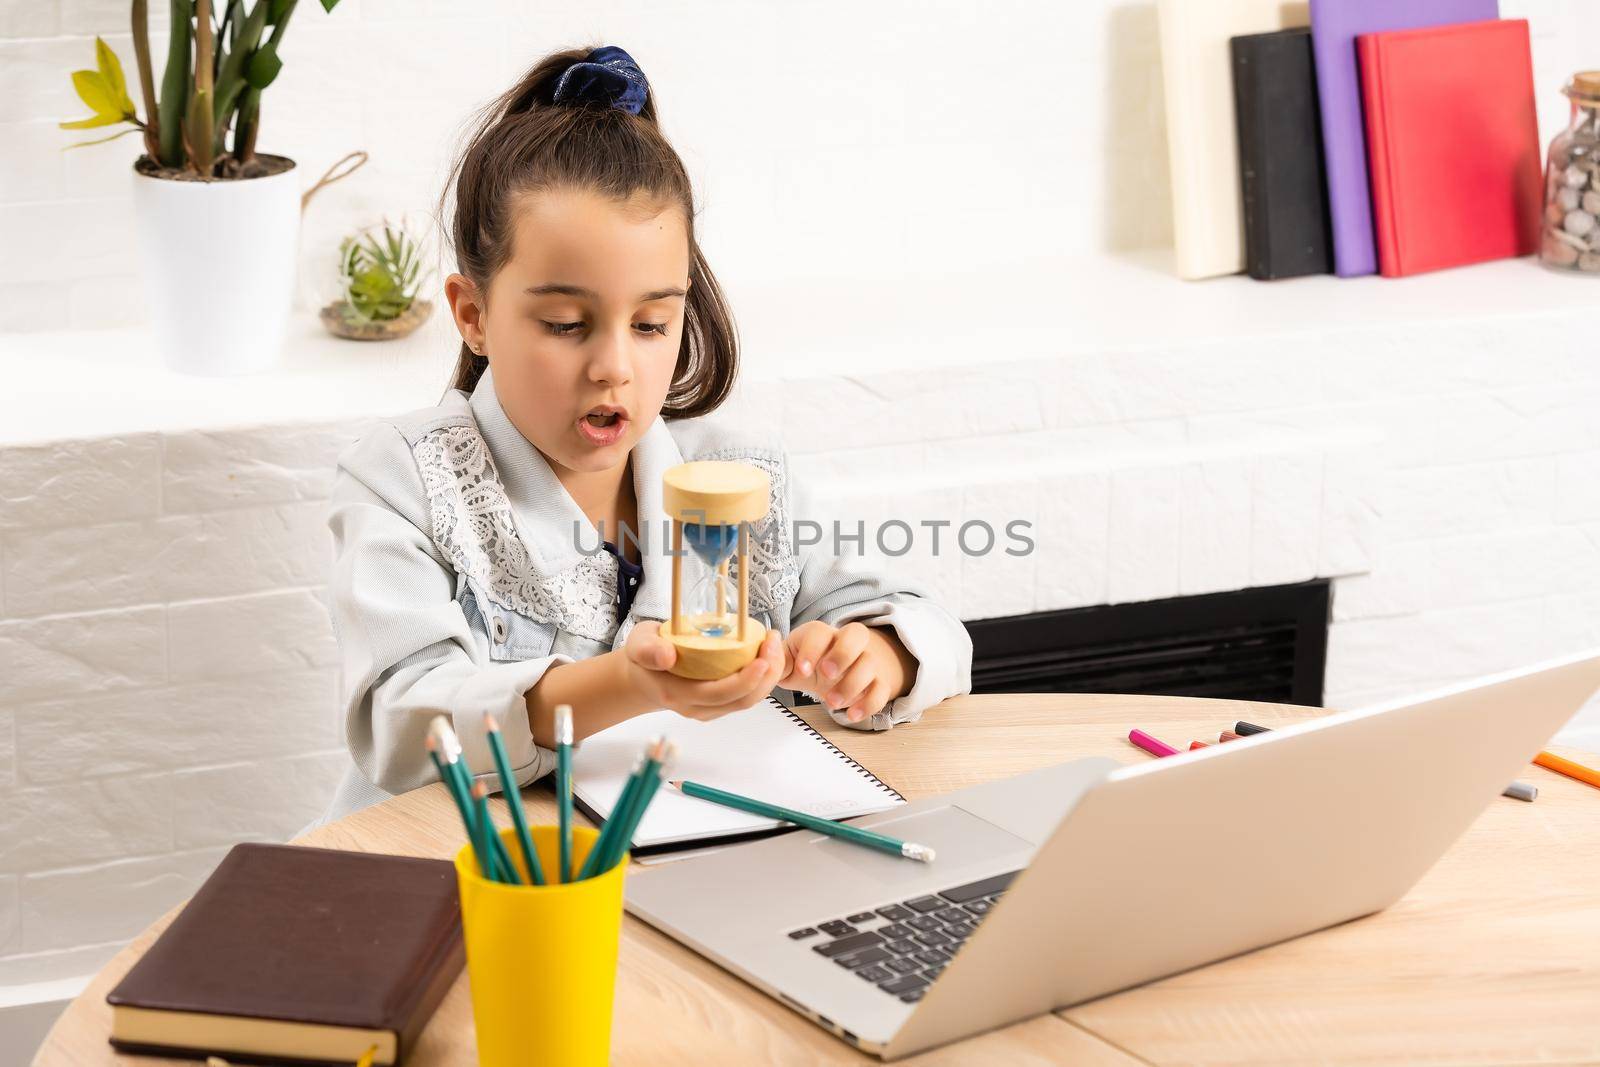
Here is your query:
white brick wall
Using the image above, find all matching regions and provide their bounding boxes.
[3,0,1600,1025]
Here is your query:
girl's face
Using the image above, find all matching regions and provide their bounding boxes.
[448,186,690,480]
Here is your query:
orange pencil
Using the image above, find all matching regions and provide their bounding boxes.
[1535,750,1600,791]
[1219,730,1242,742]
[1190,740,1210,750]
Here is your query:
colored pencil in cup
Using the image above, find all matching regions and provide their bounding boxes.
[580,752,646,883]
[427,725,489,876]
[425,728,473,831]
[1190,740,1210,750]
[429,718,499,878]
[474,780,522,885]
[468,781,507,883]
[670,779,936,863]
[433,716,518,883]
[1129,729,1179,758]
[601,738,674,873]
[466,781,496,880]
[1234,720,1270,736]
[484,712,544,886]
[1535,750,1600,792]
[1219,730,1243,743]
[555,704,575,883]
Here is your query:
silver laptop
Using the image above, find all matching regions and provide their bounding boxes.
[624,648,1600,1060]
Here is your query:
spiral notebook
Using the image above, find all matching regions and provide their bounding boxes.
[570,695,904,856]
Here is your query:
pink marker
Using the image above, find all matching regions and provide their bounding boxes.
[1129,729,1179,758]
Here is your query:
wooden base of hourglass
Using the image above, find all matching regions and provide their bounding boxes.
[663,616,767,680]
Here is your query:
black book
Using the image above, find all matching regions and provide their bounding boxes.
[1230,28,1334,280]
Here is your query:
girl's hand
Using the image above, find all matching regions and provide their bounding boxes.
[622,621,789,722]
[779,620,912,723]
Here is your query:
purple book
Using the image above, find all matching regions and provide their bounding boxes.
[1310,0,1499,276]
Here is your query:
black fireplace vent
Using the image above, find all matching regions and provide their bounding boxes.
[963,580,1330,707]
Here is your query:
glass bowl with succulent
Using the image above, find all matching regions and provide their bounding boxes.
[319,215,436,341]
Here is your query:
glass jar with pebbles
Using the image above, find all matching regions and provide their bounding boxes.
[1541,71,1600,273]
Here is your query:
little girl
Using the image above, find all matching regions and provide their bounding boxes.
[317,44,973,823]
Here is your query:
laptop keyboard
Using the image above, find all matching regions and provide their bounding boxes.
[786,870,1018,1003]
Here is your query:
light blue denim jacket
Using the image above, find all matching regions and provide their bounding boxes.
[313,367,973,826]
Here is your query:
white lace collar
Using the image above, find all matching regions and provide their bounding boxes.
[463,368,682,629]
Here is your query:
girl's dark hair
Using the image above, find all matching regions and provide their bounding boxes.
[439,45,737,419]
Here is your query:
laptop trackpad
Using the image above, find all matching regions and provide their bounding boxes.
[812,806,1032,891]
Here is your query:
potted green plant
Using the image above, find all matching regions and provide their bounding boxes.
[61,0,343,375]
[320,217,436,341]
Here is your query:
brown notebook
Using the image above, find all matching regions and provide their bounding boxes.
[106,843,464,1066]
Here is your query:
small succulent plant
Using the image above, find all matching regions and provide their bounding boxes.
[337,218,429,323]
[320,216,435,340]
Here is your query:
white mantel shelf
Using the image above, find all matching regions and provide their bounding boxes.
[1,253,1595,449]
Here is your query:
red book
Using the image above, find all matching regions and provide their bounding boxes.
[1358,19,1542,277]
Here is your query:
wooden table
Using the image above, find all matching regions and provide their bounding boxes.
[34,694,1600,1066]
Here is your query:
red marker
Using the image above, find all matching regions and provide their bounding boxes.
[1129,729,1179,758]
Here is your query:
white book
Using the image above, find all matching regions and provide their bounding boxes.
[570,696,903,853]
[1157,0,1310,279]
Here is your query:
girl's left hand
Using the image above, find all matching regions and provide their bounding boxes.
[778,620,914,723]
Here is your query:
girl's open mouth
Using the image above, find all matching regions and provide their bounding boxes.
[577,407,629,446]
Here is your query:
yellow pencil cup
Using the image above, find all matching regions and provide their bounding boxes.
[454,824,626,1067]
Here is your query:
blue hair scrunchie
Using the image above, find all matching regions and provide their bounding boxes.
[551,45,649,116]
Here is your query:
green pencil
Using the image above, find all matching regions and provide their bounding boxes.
[434,718,519,884]
[425,732,472,829]
[555,704,574,883]
[484,712,545,886]
[480,796,521,885]
[468,781,504,882]
[670,780,936,863]
[578,753,644,882]
[598,738,674,874]
[427,730,491,877]
[467,779,522,885]
[429,719,495,879]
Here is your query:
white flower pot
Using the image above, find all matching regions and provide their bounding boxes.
[130,156,301,376]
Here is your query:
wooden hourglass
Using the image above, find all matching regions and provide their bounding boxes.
[662,460,770,680]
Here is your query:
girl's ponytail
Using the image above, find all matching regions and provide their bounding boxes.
[440,45,737,418]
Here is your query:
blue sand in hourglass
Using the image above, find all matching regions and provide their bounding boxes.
[682,522,739,638]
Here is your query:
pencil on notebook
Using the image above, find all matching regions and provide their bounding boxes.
[484,712,544,885]
[670,779,936,863]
